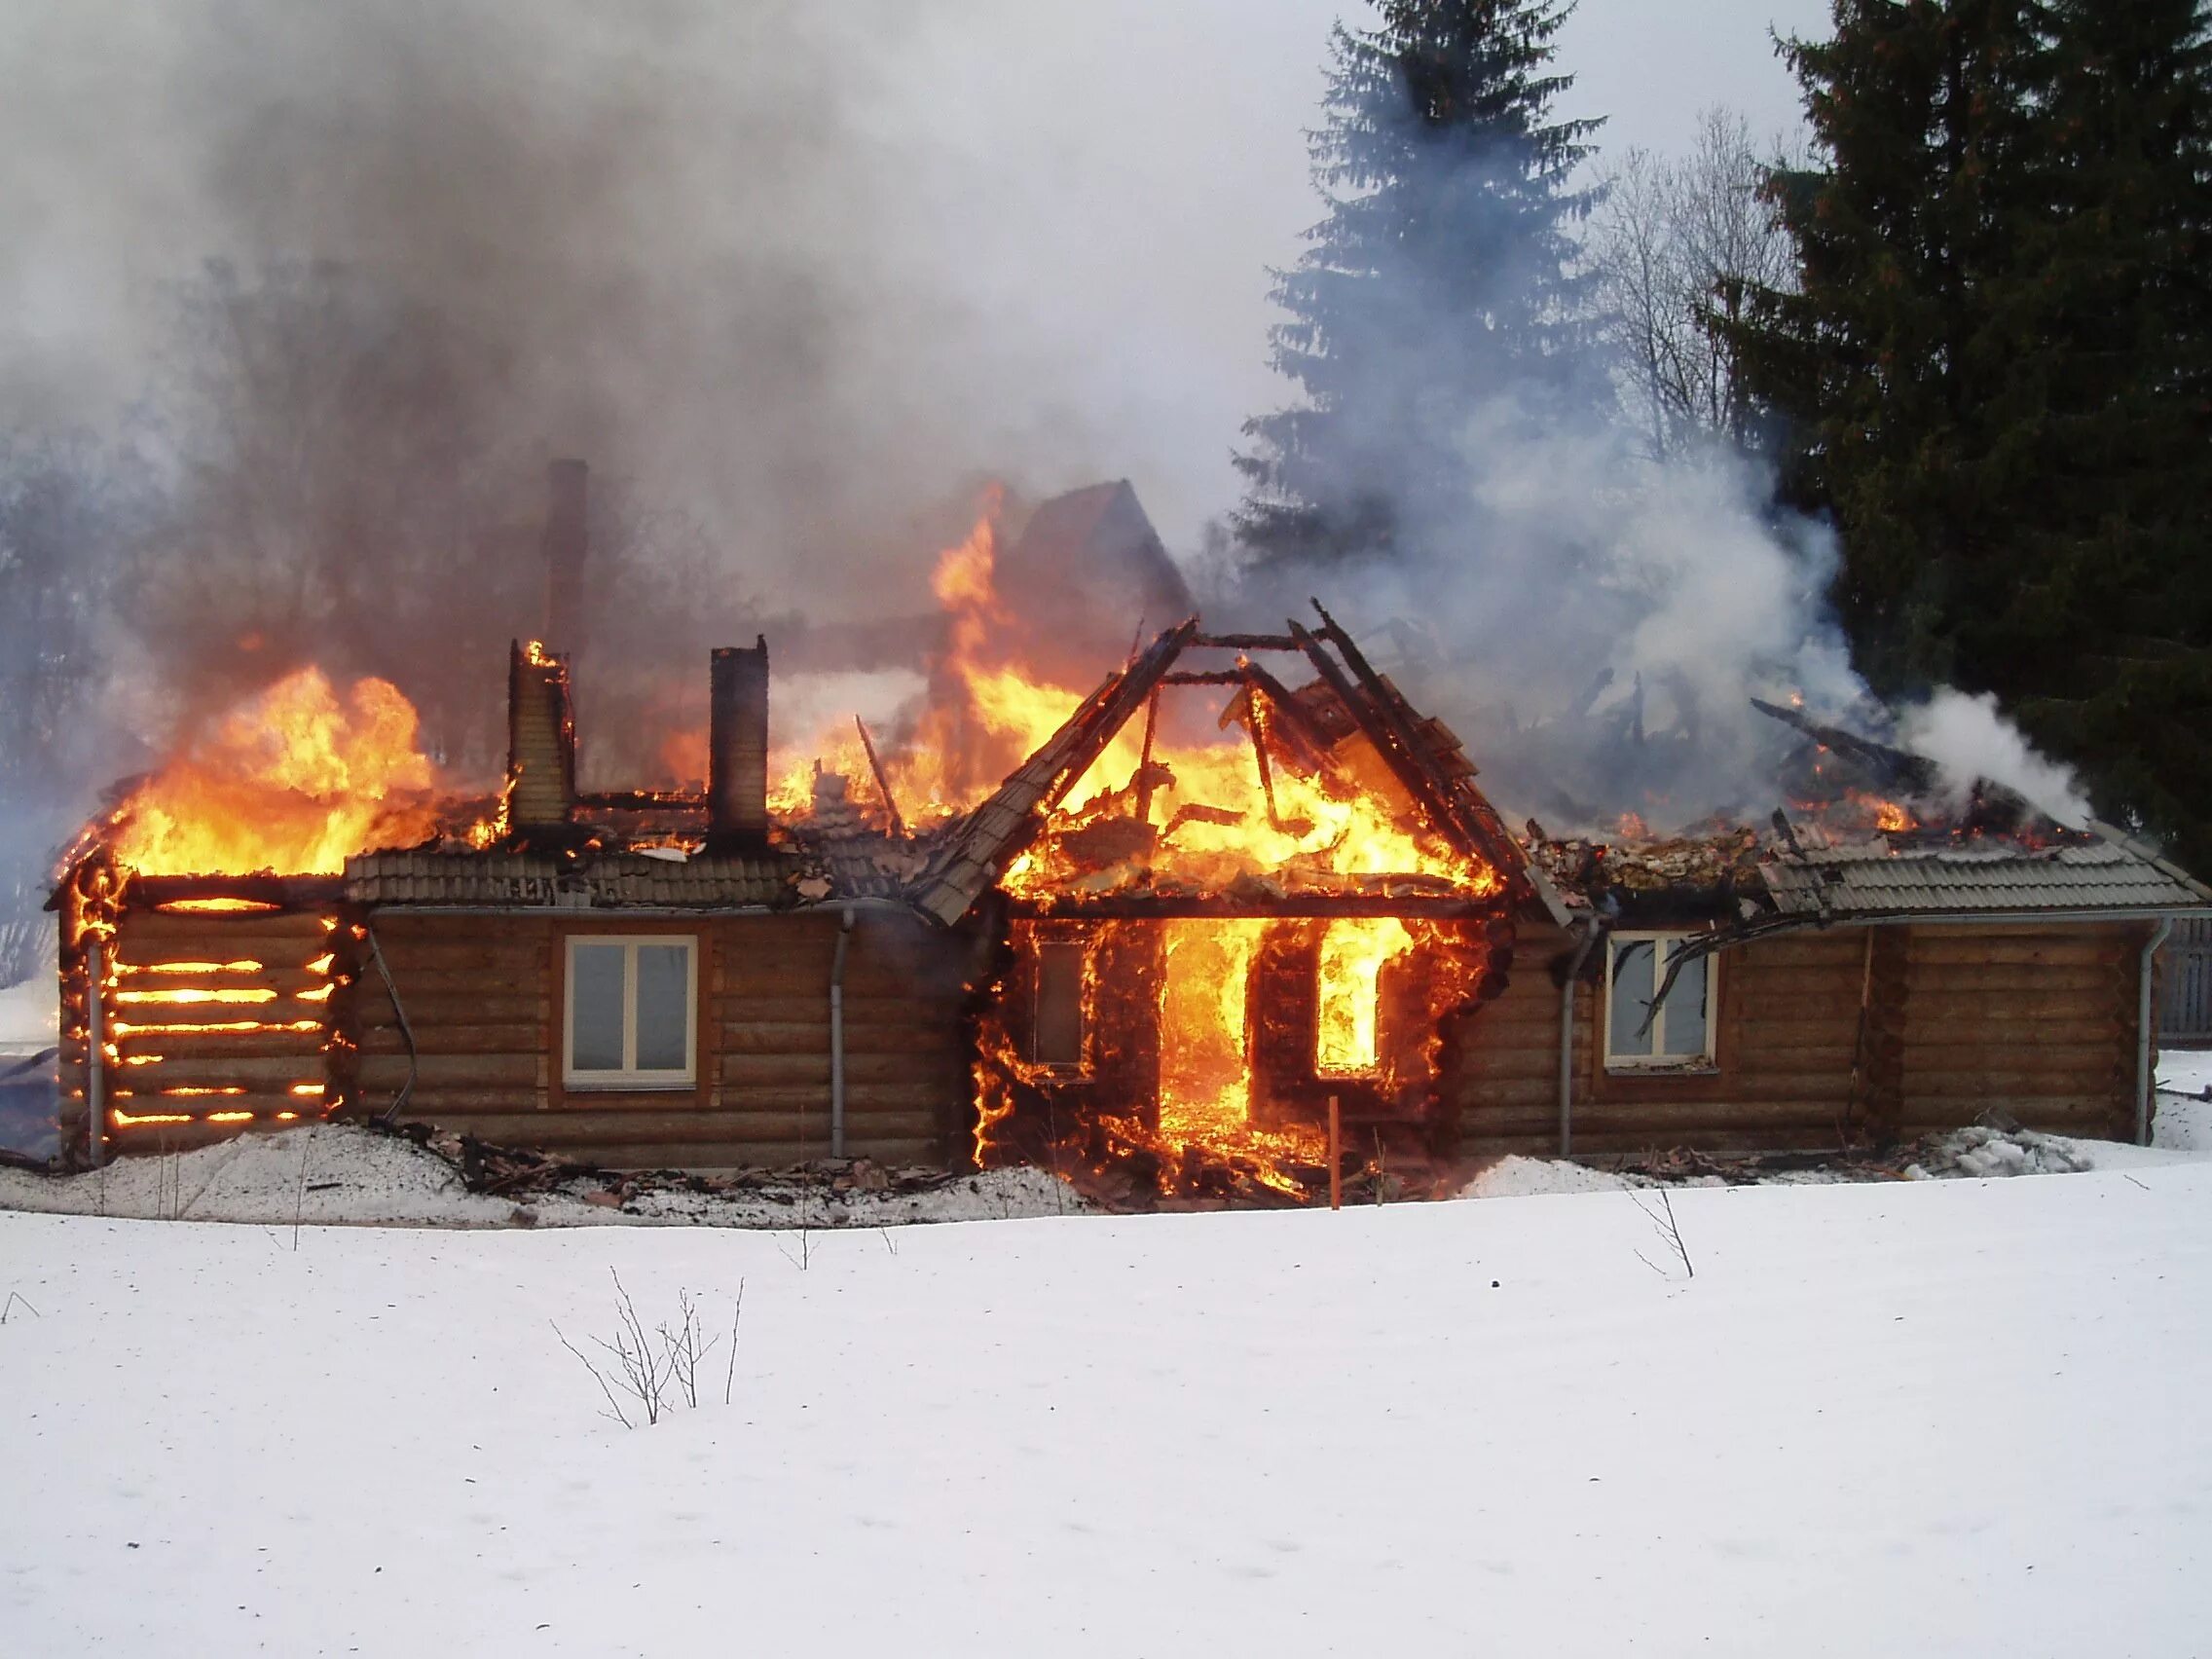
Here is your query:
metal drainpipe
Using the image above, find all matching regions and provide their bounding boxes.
[86,936,106,1168]
[830,905,855,1159]
[2138,915,2174,1147]
[1559,917,1601,1158]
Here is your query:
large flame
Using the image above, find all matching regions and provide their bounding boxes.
[96,668,444,875]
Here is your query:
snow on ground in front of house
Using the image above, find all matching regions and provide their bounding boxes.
[2158,1050,2212,1098]
[4,1169,2210,1656]
[0,1123,1080,1228]
[0,973,55,1053]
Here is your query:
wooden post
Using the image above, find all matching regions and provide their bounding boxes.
[1328,1093,1341,1210]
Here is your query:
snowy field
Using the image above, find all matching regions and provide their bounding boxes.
[5,1164,2211,1655]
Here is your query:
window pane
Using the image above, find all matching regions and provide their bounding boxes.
[1032,942,1086,1067]
[571,944,627,1072]
[1660,946,1710,1057]
[634,944,691,1073]
[1609,940,1656,1056]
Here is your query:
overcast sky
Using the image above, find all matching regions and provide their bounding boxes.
[0,0,1837,595]
[913,0,1837,551]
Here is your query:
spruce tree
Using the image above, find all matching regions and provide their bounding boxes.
[1998,0,2212,848]
[1727,1,2212,856]
[1235,1,1605,569]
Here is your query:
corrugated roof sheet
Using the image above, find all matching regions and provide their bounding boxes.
[346,850,796,909]
[1761,837,2212,918]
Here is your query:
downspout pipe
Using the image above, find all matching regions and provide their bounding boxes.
[830,904,855,1160]
[1559,917,1602,1158]
[2139,915,2174,1147]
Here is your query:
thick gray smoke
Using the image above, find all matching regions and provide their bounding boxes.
[0,0,1306,794]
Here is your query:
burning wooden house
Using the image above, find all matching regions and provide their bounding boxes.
[46,479,2212,1198]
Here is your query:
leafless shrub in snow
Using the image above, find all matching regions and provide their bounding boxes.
[1628,1185,1695,1280]
[553,1269,745,1429]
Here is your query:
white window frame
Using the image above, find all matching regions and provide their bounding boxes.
[564,934,698,1090]
[1603,931,1719,1072]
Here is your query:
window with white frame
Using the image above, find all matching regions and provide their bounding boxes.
[565,935,697,1088]
[1604,932,1717,1069]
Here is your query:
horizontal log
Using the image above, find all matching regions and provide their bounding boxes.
[1597,1072,1851,1105]
[1734,938,1874,969]
[111,1026,324,1060]
[1452,1076,1558,1109]
[1569,1100,1849,1134]
[1726,1043,1863,1073]
[356,1023,546,1056]
[1900,1096,2126,1129]
[116,1053,330,1088]
[364,940,549,974]
[1899,994,2128,1028]
[1718,1017,1864,1048]
[399,1108,944,1150]
[1899,1071,2122,1101]
[712,995,966,1028]
[1899,1040,2121,1070]
[371,967,547,1000]
[1720,960,1866,989]
[1909,936,2125,967]
[107,1003,329,1035]
[719,1051,955,1088]
[110,1095,323,1125]
[369,915,554,948]
[118,901,338,932]
[655,1081,954,1113]
[1903,964,2126,994]
[1911,923,2134,944]
[719,1020,962,1057]
[357,1053,542,1088]
[359,994,548,1028]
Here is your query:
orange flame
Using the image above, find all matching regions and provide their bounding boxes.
[97,668,444,875]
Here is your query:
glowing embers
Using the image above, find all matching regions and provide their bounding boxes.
[113,987,278,1006]
[159,899,281,915]
[1314,918,1416,1078]
[109,1018,322,1039]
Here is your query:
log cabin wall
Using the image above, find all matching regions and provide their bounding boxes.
[1448,919,2148,1156]
[348,905,971,1169]
[1897,923,2140,1142]
[59,904,342,1161]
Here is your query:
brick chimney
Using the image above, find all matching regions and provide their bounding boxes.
[506,640,576,834]
[707,639,770,851]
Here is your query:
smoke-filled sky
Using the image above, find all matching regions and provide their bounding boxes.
[0,0,1828,607]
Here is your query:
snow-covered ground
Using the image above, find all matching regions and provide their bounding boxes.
[4,1165,2210,1655]
[0,1122,1081,1228]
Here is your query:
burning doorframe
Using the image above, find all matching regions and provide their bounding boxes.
[913,605,1533,1201]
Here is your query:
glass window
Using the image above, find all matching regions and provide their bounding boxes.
[570,943,628,1073]
[1604,934,1716,1069]
[1608,939,1657,1059]
[634,945,692,1072]
[565,936,695,1088]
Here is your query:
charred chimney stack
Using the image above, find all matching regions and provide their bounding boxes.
[507,640,577,836]
[708,639,771,851]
